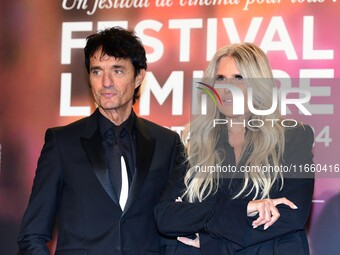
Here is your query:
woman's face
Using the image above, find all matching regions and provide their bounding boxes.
[214,56,249,118]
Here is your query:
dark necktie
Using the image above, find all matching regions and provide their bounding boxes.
[106,127,129,209]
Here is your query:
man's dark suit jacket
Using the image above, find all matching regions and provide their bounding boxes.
[18,109,183,255]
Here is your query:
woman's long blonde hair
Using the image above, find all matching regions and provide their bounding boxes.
[183,43,285,202]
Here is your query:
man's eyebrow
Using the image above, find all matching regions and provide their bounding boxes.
[89,64,126,71]
[90,66,102,71]
[111,64,125,69]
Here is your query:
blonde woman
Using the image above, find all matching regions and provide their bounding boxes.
[155,43,314,255]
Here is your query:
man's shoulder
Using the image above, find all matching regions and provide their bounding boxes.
[51,116,90,131]
[44,114,96,142]
[136,116,178,138]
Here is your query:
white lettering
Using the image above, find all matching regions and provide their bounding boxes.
[139,71,184,115]
[60,73,91,116]
[61,22,92,64]
[303,16,334,60]
[169,19,203,62]
[135,20,164,63]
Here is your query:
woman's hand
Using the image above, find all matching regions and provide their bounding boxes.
[175,197,200,248]
[177,233,200,248]
[247,197,298,230]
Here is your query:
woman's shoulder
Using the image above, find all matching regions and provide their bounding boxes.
[284,123,314,146]
[282,123,315,166]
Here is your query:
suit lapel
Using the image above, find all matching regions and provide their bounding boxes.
[81,109,120,206]
[80,110,156,213]
[123,117,155,214]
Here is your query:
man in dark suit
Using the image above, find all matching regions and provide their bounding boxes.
[17,27,183,255]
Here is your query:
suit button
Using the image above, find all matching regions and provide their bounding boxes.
[121,219,126,224]
[116,246,121,251]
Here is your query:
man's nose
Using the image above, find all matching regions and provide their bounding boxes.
[102,72,113,87]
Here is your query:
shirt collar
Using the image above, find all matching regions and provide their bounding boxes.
[98,110,135,138]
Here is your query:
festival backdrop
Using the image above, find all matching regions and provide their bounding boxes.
[0,0,339,254]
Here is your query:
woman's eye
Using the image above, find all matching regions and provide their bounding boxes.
[234,74,243,80]
[215,75,225,82]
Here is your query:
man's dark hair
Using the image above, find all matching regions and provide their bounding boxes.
[84,26,147,103]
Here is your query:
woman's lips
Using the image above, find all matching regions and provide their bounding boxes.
[222,98,233,104]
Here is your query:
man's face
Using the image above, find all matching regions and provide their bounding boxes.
[89,50,144,116]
